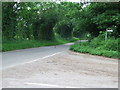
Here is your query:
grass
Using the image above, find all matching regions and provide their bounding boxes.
[2,37,79,52]
[70,36,119,59]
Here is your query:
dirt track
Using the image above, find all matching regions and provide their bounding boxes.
[2,51,118,88]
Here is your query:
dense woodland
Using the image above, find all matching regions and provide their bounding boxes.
[2,2,120,57]
[2,2,120,41]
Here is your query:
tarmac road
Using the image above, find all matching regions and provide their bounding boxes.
[2,51,118,88]
[2,44,67,69]
[2,40,83,69]
[1,40,118,88]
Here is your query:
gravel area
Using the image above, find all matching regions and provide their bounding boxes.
[2,51,118,88]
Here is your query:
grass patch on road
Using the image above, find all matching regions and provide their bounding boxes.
[2,37,79,52]
[70,36,120,59]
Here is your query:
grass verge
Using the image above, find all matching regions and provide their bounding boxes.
[70,37,119,59]
[2,37,79,52]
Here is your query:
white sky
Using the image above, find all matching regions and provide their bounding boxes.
[66,0,119,2]
[67,0,90,2]
[51,0,91,3]
[6,0,119,2]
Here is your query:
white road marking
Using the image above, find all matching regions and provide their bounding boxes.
[25,83,78,88]
[27,52,63,63]
[3,52,63,69]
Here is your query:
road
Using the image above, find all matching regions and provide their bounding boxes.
[1,40,118,88]
[2,41,79,69]
[2,51,118,88]
[3,40,86,69]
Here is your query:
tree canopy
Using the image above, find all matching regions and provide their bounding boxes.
[2,2,120,41]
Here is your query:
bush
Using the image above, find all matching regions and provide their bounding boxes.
[70,36,119,59]
[90,36,104,48]
[102,39,118,51]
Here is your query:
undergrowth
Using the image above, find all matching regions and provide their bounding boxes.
[70,36,119,59]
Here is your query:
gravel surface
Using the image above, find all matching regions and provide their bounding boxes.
[2,51,118,88]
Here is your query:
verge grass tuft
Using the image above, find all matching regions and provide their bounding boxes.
[70,37,119,59]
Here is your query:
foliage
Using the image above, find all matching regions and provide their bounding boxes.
[2,2,119,40]
[2,2,17,40]
[2,2,119,52]
[54,20,73,38]
[70,36,119,59]
[32,2,58,40]
[73,2,120,38]
[2,37,78,52]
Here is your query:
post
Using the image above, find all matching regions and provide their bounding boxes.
[105,29,113,40]
[105,30,107,40]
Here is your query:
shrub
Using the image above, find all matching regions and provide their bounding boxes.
[70,36,119,59]
[102,39,118,51]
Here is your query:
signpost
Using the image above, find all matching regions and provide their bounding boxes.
[105,29,113,40]
[107,30,113,32]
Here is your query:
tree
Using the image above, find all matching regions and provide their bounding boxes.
[33,2,58,40]
[54,19,73,39]
[2,2,17,40]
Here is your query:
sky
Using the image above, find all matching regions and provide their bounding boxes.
[13,0,91,2]
[67,0,119,2]
[3,0,119,2]
[67,0,90,2]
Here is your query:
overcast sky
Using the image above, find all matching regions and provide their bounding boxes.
[67,0,90,2]
[3,0,119,2]
[66,0,119,2]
